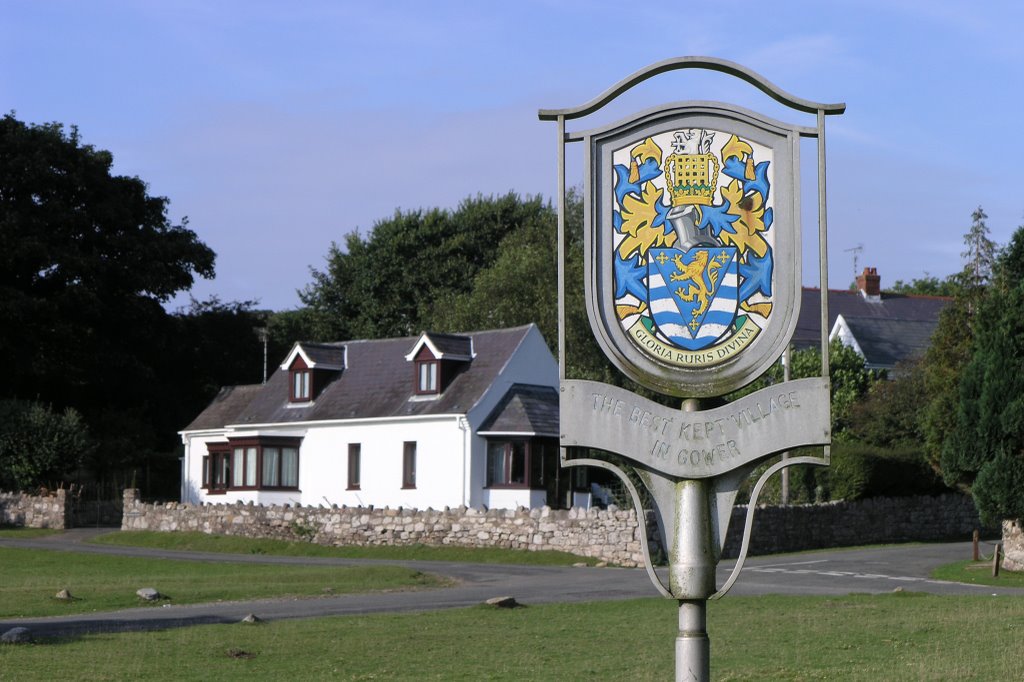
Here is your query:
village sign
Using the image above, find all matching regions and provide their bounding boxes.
[540,57,844,682]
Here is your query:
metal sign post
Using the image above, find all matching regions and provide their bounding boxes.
[540,58,844,681]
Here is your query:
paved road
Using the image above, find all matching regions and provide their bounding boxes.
[2,530,1020,639]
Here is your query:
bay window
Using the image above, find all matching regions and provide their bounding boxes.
[485,438,557,489]
[203,438,301,492]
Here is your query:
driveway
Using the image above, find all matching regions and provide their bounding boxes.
[1,530,1020,639]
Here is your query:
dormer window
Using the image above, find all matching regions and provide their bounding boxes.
[405,332,474,398]
[417,359,438,394]
[292,368,311,402]
[280,342,345,405]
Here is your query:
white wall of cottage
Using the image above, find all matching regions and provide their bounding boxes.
[303,415,464,509]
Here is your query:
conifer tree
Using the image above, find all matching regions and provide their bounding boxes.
[940,223,1024,523]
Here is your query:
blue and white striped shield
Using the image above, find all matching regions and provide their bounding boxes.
[647,247,739,350]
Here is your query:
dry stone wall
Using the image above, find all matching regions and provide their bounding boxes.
[121,489,653,566]
[0,490,70,528]
[721,494,991,558]
[1,489,122,529]
[122,490,990,565]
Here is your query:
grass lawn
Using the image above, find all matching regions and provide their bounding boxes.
[1,593,1022,680]
[0,527,60,539]
[932,559,1024,588]
[0,546,445,618]
[92,530,601,565]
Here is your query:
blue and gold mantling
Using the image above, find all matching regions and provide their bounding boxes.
[613,131,775,356]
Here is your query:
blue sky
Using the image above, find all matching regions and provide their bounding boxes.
[4,1,1023,311]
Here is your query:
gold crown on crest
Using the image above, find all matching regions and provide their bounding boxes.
[663,130,719,207]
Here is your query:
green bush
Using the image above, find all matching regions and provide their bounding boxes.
[0,399,94,490]
[817,444,948,501]
[736,445,952,505]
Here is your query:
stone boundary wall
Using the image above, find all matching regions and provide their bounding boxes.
[0,490,123,529]
[721,493,992,558]
[1002,520,1024,571]
[0,490,70,528]
[122,490,990,565]
[121,489,652,566]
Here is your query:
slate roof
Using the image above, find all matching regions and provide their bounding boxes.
[838,316,939,369]
[794,288,950,351]
[184,384,264,431]
[299,342,346,368]
[423,332,473,358]
[478,384,560,437]
[183,325,539,431]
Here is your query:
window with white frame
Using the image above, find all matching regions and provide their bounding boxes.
[291,369,311,402]
[416,361,438,394]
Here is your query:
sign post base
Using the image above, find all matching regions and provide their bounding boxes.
[677,600,710,682]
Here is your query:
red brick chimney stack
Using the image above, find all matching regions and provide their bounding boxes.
[856,267,881,297]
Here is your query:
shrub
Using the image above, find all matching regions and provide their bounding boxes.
[817,443,948,501]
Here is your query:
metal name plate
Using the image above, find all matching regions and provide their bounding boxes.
[561,377,830,479]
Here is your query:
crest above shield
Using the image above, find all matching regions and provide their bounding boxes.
[583,102,803,397]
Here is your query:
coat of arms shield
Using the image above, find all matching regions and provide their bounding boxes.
[584,104,803,396]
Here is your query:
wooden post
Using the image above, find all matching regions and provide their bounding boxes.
[973,529,980,561]
[993,543,1001,578]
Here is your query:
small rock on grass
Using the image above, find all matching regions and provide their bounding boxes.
[240,613,262,624]
[55,588,75,601]
[136,587,162,601]
[1,627,32,644]
[484,596,520,608]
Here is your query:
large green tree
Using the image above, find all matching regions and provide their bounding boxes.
[301,193,556,341]
[941,224,1024,523]
[0,114,216,494]
[920,206,999,476]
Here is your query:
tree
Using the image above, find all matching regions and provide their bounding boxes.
[920,206,1000,477]
[428,211,557,342]
[0,400,94,490]
[0,114,216,493]
[301,193,555,341]
[164,297,266,420]
[885,275,958,297]
[959,206,999,292]
[941,224,1024,523]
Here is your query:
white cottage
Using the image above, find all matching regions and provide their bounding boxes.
[179,324,584,510]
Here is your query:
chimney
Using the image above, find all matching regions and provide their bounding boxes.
[856,267,881,299]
